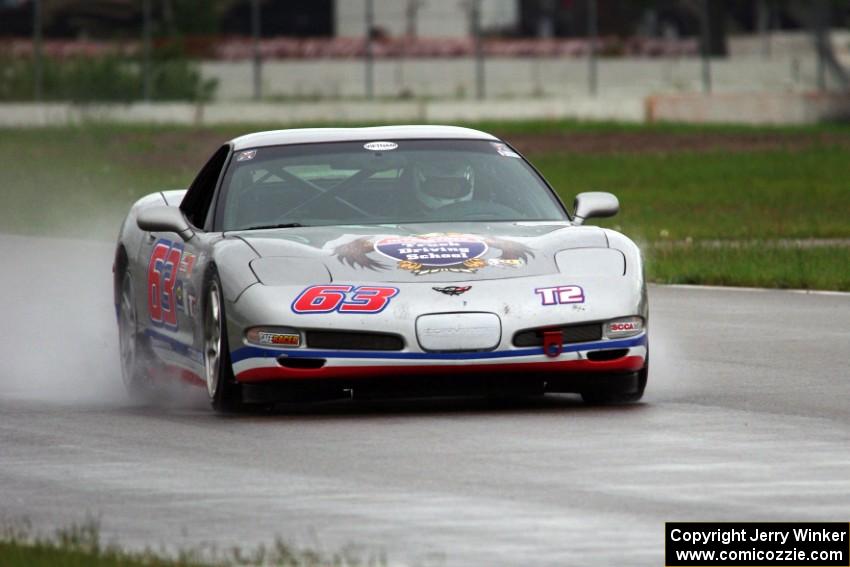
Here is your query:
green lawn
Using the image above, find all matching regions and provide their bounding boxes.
[1,121,848,290]
[0,126,203,239]
[0,521,382,567]
[649,245,850,290]
[0,522,197,567]
[0,542,192,567]
[535,146,850,241]
[0,540,374,567]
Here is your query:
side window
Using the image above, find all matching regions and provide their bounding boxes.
[180,145,230,230]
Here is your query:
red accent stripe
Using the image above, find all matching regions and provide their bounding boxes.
[235,355,645,383]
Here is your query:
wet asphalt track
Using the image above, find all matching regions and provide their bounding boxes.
[1,234,849,566]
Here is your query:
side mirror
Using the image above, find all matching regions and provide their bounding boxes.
[573,192,619,226]
[137,206,194,240]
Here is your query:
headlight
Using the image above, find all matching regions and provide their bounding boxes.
[245,327,302,347]
[249,258,332,286]
[603,316,644,339]
[555,248,625,277]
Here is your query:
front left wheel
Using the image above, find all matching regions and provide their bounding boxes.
[118,272,155,401]
[203,273,243,413]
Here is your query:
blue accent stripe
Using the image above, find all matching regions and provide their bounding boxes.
[231,334,646,364]
[144,329,203,362]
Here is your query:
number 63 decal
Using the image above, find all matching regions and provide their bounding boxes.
[147,239,183,328]
[292,285,399,314]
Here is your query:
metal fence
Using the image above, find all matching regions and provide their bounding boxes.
[2,0,848,104]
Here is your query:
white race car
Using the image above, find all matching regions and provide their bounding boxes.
[114,126,647,411]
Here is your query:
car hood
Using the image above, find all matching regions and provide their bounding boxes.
[235,222,609,284]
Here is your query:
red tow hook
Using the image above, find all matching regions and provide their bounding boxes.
[542,330,564,358]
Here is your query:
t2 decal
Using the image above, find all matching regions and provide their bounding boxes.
[148,239,184,329]
[535,285,585,306]
[292,285,398,314]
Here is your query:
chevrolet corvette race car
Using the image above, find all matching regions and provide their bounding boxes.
[114,126,648,411]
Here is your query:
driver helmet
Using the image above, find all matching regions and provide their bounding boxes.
[413,160,475,210]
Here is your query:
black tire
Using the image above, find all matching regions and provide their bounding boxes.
[203,271,243,413]
[581,361,648,405]
[117,270,156,402]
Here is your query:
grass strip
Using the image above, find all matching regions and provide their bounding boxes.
[533,146,850,241]
[646,245,850,291]
[0,520,386,567]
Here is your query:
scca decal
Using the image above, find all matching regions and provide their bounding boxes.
[535,285,584,306]
[148,238,184,329]
[291,285,398,314]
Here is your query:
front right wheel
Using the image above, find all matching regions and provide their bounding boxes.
[580,362,648,405]
[203,273,243,413]
[118,271,155,402]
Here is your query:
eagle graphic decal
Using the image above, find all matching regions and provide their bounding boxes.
[332,233,533,276]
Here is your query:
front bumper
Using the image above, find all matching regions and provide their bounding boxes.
[231,333,647,383]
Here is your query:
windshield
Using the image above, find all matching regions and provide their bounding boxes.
[216,139,568,231]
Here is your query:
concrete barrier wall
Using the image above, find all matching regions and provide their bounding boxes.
[203,56,821,100]
[646,93,850,125]
[0,96,645,128]
[1,92,848,128]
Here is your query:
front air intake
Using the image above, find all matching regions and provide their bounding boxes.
[513,323,603,347]
[277,357,326,369]
[586,349,629,361]
[305,330,404,351]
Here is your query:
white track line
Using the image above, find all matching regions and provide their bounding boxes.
[654,283,850,297]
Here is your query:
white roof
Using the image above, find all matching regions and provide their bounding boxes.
[231,125,499,151]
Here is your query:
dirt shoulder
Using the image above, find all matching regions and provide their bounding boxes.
[107,126,850,174]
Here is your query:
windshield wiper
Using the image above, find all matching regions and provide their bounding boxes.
[239,222,306,231]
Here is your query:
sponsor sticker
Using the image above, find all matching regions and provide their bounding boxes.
[178,252,196,276]
[375,234,487,268]
[333,233,530,276]
[187,293,198,317]
[363,141,398,152]
[174,281,196,316]
[236,149,257,162]
[492,143,520,158]
[257,332,301,347]
[174,279,185,313]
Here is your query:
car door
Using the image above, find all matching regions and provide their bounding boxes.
[137,145,230,385]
